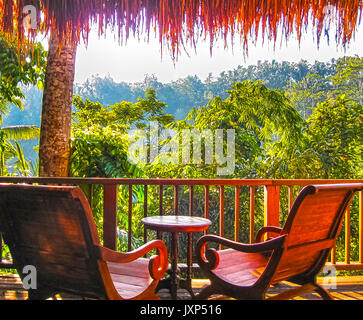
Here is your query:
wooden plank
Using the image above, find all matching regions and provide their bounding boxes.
[266,284,316,300]
[0,177,361,187]
[103,184,118,250]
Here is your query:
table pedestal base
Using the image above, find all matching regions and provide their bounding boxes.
[156,231,195,300]
[141,216,212,300]
[156,270,195,300]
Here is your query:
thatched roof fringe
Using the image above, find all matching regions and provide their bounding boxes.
[0,0,362,57]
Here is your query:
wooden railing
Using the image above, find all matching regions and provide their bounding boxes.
[0,177,362,272]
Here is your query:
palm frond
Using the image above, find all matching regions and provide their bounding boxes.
[13,140,30,174]
[1,125,40,140]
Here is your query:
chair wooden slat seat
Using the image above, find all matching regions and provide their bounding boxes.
[212,250,268,287]
[0,184,168,300]
[195,183,363,300]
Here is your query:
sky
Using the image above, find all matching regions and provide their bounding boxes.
[74,21,363,85]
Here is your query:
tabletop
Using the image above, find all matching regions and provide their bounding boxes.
[141,215,212,233]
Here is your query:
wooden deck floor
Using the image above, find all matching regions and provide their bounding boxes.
[1,274,363,300]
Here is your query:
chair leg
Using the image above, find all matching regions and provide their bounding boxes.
[314,283,334,300]
[193,284,216,300]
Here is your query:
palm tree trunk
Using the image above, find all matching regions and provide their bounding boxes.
[39,31,77,177]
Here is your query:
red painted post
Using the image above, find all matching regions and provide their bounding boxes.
[359,191,363,264]
[234,186,240,242]
[264,185,280,239]
[144,185,148,244]
[174,185,179,216]
[103,184,118,250]
[250,186,255,243]
[204,186,209,235]
[128,184,133,251]
[219,186,225,250]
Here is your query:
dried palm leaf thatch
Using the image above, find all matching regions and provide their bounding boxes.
[0,0,362,58]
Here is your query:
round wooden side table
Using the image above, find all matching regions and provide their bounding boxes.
[142,215,212,299]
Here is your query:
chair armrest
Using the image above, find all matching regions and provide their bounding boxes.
[195,234,287,271]
[255,226,283,243]
[96,240,168,280]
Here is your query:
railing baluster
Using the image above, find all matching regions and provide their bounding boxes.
[189,186,194,216]
[219,186,225,250]
[103,184,118,250]
[288,186,294,211]
[174,185,179,216]
[0,233,3,264]
[128,184,133,252]
[159,185,163,216]
[234,186,240,242]
[360,191,363,264]
[264,185,280,239]
[331,241,337,265]
[144,185,148,244]
[250,186,255,244]
[187,186,194,282]
[204,186,209,235]
[345,207,351,265]
[158,185,163,239]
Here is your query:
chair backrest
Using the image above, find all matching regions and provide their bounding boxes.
[0,184,107,298]
[272,183,362,283]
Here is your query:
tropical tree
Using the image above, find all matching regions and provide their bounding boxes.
[0,122,40,176]
[330,56,363,104]
[70,89,174,248]
[147,80,304,179]
[1,0,359,178]
[304,96,362,179]
[38,33,77,177]
[264,95,362,180]
[0,35,47,108]
[0,35,45,176]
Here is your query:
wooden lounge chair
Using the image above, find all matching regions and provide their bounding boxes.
[195,183,363,300]
[0,184,168,300]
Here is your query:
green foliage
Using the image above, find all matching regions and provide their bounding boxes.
[0,36,47,108]
[0,36,45,179]
[70,90,175,250]
[304,96,362,178]
[147,80,303,179]
[1,55,361,264]
[286,56,362,119]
